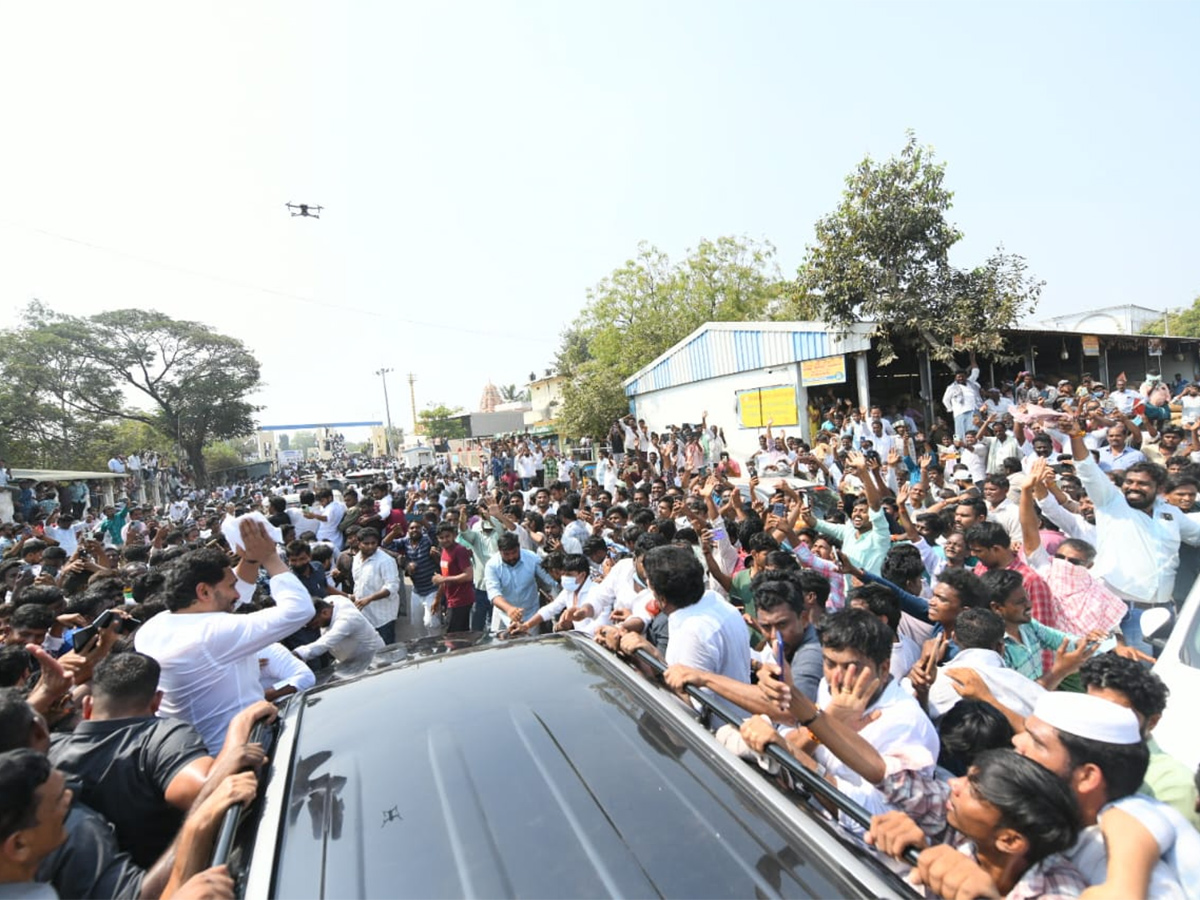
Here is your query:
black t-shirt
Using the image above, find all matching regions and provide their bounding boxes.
[49,716,208,868]
[37,801,145,900]
[291,561,328,598]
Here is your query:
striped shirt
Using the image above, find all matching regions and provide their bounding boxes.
[392,534,437,595]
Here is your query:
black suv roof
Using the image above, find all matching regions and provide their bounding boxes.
[228,634,915,898]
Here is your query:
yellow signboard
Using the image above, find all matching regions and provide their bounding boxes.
[738,386,799,428]
[800,355,847,387]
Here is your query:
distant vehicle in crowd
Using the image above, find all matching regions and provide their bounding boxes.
[213,634,916,898]
[401,446,435,468]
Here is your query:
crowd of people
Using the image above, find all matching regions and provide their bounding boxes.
[2,359,1200,898]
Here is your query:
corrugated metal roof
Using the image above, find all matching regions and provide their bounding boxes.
[623,321,876,396]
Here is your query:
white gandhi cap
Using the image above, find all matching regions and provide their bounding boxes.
[1033,692,1141,745]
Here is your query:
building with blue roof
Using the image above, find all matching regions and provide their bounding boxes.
[621,321,877,462]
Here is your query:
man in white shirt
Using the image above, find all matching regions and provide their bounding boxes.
[979,385,1012,419]
[979,474,1023,548]
[256,642,316,701]
[978,418,1021,475]
[133,519,314,753]
[957,432,988,484]
[1067,415,1200,650]
[463,474,480,503]
[1018,429,1058,473]
[292,596,384,667]
[1109,373,1142,416]
[861,420,895,460]
[168,498,191,524]
[559,505,591,554]
[351,527,401,645]
[304,488,346,552]
[775,608,940,825]
[612,544,750,690]
[942,355,983,439]
[514,449,537,491]
[621,417,639,457]
[107,454,126,474]
[41,514,85,558]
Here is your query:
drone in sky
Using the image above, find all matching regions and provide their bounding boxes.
[285,202,323,219]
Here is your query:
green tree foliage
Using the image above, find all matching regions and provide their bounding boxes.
[291,431,318,452]
[556,237,785,437]
[798,133,1044,365]
[418,404,468,441]
[110,420,176,455]
[0,302,261,484]
[0,379,114,470]
[384,427,405,453]
[498,384,531,403]
[202,440,246,475]
[277,433,290,451]
[1141,296,1200,337]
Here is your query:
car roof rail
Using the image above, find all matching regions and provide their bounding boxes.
[211,718,273,870]
[630,646,921,868]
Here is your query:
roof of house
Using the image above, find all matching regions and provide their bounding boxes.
[622,320,876,396]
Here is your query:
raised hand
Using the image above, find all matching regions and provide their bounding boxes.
[1050,636,1099,677]
[825,662,882,731]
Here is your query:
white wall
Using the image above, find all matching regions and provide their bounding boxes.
[629,364,806,464]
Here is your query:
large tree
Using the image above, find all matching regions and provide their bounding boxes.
[556,237,786,437]
[795,133,1044,365]
[1,303,261,483]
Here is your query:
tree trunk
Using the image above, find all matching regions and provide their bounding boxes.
[185,441,208,487]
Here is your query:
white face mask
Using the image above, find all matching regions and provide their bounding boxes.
[561,575,580,592]
[43,634,64,653]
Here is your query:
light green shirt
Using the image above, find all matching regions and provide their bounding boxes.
[815,506,891,575]
[1142,736,1200,831]
[456,518,504,590]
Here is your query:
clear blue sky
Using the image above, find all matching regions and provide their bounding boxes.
[1,0,1196,432]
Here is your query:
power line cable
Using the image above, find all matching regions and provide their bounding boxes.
[0,219,559,345]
